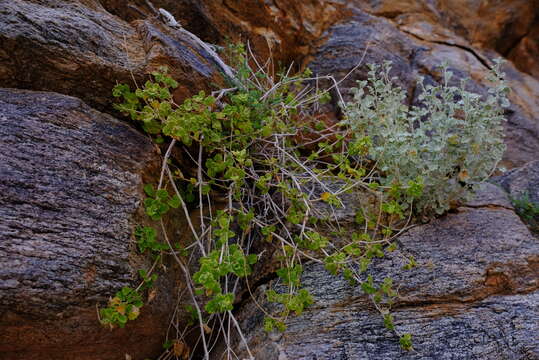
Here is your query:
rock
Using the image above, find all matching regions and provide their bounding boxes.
[493,160,539,232]
[508,21,539,79]
[0,0,225,112]
[0,88,183,360]
[306,7,539,168]
[99,0,223,45]
[465,182,513,209]
[221,186,539,359]
[421,0,537,55]
[350,0,539,59]
[130,0,352,64]
[495,160,539,204]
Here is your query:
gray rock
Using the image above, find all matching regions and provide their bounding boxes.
[465,182,513,209]
[494,160,539,205]
[0,88,179,360]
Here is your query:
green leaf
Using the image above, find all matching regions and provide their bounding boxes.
[399,333,413,350]
[144,184,156,197]
[205,293,234,314]
[168,194,181,209]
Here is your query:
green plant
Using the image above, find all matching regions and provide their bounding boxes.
[512,192,539,231]
[104,44,510,357]
[99,286,143,328]
[344,60,509,215]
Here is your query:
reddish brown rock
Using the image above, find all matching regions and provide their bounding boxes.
[125,0,351,64]
[508,21,539,79]
[355,0,539,55]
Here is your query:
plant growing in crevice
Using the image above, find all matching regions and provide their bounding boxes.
[511,192,539,232]
[103,43,509,358]
[344,60,509,215]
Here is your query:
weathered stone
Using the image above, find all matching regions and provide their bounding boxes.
[220,187,539,359]
[495,160,539,204]
[465,182,513,209]
[0,88,183,360]
[99,0,223,45]
[124,0,352,64]
[0,0,225,112]
[508,21,539,80]
[354,0,539,57]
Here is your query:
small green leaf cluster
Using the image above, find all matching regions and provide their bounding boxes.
[99,286,143,328]
[193,244,257,313]
[399,333,413,350]
[344,60,509,215]
[263,264,314,332]
[266,288,314,317]
[135,225,167,253]
[112,67,177,134]
[143,185,180,220]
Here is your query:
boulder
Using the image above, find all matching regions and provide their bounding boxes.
[0,88,183,360]
[220,185,539,359]
[0,0,225,112]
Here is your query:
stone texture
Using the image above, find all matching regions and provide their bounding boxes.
[465,182,513,209]
[221,187,539,359]
[99,0,223,45]
[193,0,351,63]
[508,21,539,80]
[352,0,539,57]
[0,0,225,112]
[495,160,539,204]
[0,88,183,360]
[105,0,352,64]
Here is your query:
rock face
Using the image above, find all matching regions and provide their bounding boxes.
[0,88,181,360]
[508,21,539,79]
[0,0,225,112]
[222,186,539,359]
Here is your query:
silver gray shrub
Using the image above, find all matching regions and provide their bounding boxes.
[343,60,509,215]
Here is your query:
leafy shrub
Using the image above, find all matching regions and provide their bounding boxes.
[344,60,509,215]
